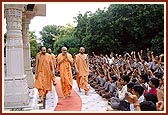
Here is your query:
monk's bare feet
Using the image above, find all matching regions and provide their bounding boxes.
[85,92,89,96]
[63,96,67,99]
[38,99,43,103]
[68,92,71,96]
[78,88,82,92]
[53,81,57,86]
[106,106,113,111]
[38,96,43,103]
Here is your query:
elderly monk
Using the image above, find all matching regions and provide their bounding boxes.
[47,48,57,86]
[34,46,55,103]
[75,47,90,95]
[57,47,73,99]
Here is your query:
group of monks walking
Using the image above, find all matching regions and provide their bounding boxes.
[33,46,90,103]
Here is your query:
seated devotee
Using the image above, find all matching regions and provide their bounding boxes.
[145,77,159,95]
[126,85,144,111]
[97,76,111,96]
[110,75,130,111]
[102,76,118,100]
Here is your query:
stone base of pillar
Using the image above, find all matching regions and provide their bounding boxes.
[25,68,34,89]
[4,75,30,107]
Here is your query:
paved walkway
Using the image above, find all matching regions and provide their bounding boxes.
[52,77,108,111]
[54,78,82,111]
[28,84,58,111]
[8,77,109,112]
[72,78,109,111]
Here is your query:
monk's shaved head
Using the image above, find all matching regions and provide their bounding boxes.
[48,48,52,54]
[80,47,85,50]
[41,46,46,55]
[79,47,85,54]
[61,47,67,55]
[61,47,67,51]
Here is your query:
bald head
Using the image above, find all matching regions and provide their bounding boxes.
[62,47,67,51]
[61,47,67,55]
[79,47,85,54]
[48,48,52,54]
[41,46,46,55]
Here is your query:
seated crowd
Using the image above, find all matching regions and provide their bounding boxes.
[30,48,164,111]
[88,49,164,111]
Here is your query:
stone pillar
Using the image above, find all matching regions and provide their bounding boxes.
[22,12,34,89]
[4,4,29,107]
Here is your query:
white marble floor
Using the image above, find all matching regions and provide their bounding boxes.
[29,83,58,111]
[20,77,109,112]
[72,78,109,111]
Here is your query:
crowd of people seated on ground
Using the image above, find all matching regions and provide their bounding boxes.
[30,48,164,111]
[88,49,164,111]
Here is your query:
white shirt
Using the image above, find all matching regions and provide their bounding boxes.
[130,95,144,111]
[118,85,128,101]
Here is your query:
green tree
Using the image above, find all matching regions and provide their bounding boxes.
[59,23,75,38]
[74,4,164,55]
[68,48,79,56]
[39,24,80,55]
[51,23,76,41]
[51,23,81,55]
[54,36,80,55]
[74,11,92,44]
[29,31,41,57]
[151,31,164,56]
[39,25,63,50]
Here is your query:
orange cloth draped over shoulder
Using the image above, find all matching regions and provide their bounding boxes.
[75,53,89,92]
[51,53,56,69]
[34,53,53,94]
[50,53,56,83]
[57,53,73,97]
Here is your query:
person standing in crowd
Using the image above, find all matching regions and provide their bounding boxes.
[75,47,90,95]
[57,47,73,99]
[34,46,55,103]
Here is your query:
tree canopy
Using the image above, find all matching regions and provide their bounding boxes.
[39,25,63,51]
[29,31,42,57]
[74,4,164,55]
[31,4,164,56]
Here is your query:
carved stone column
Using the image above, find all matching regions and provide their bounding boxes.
[4,4,29,107]
[22,12,35,89]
